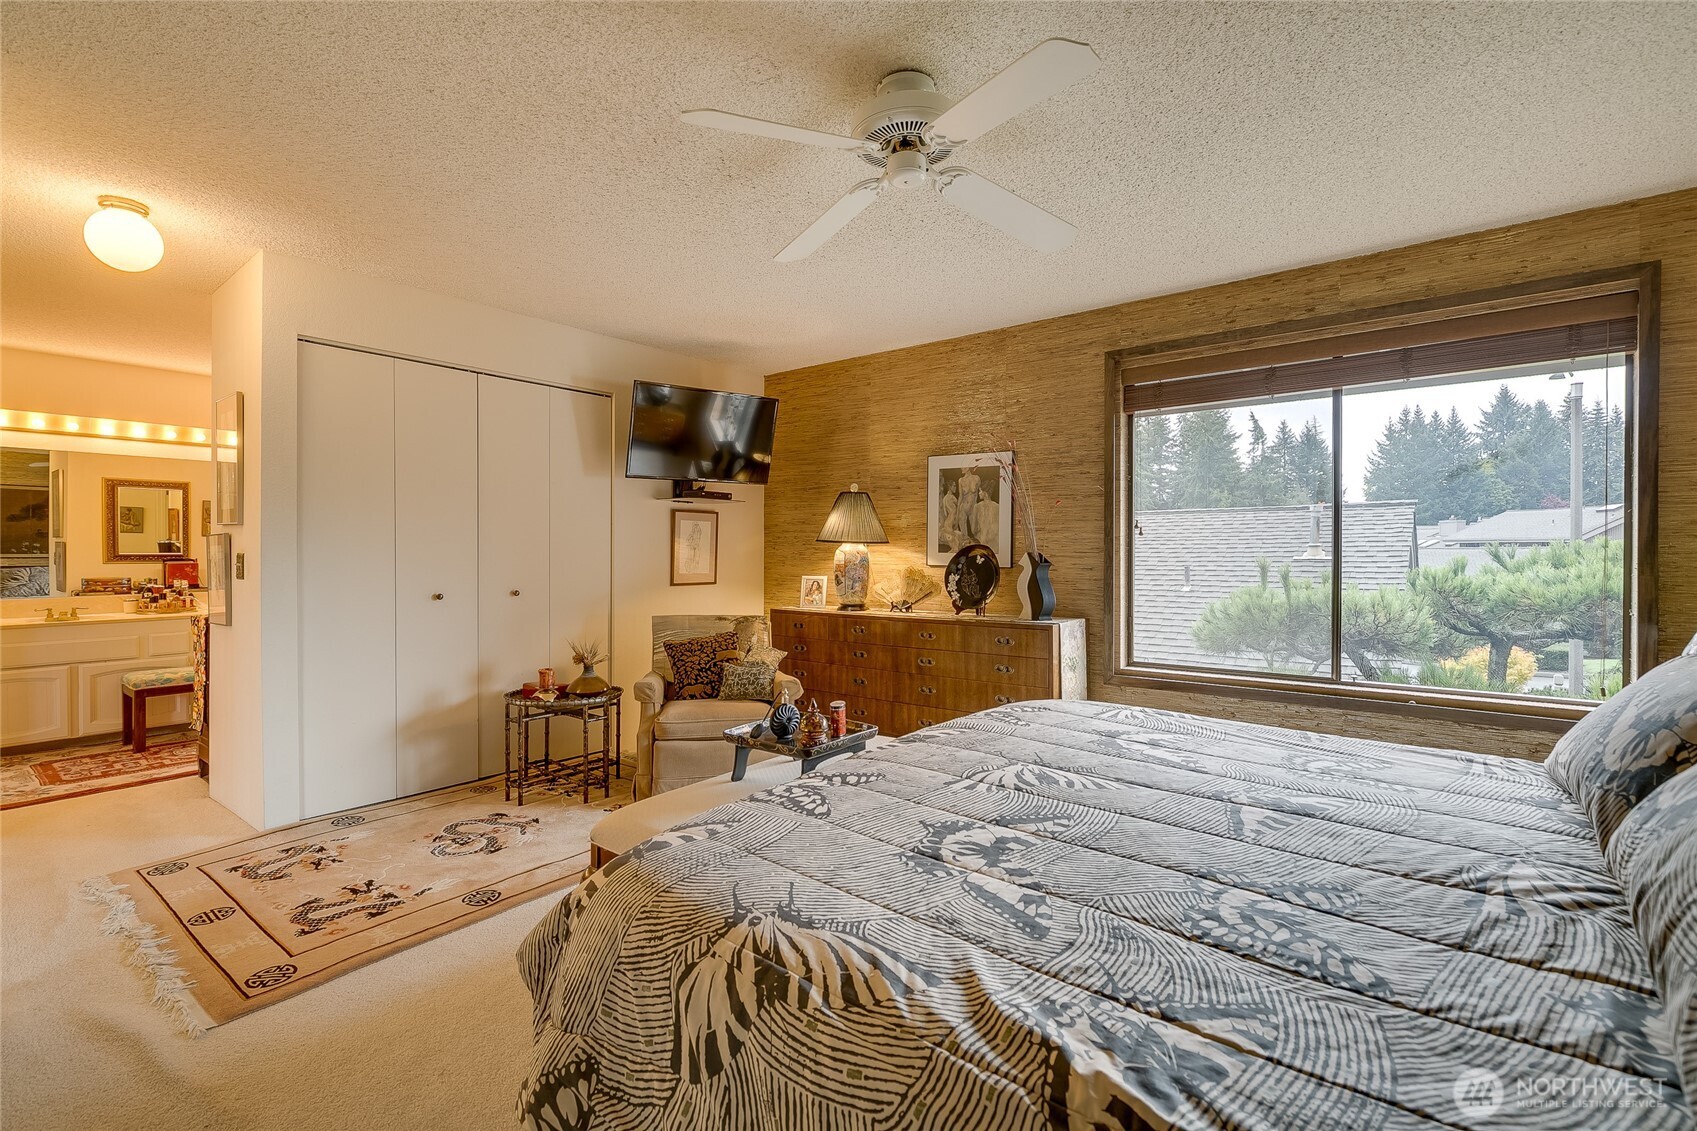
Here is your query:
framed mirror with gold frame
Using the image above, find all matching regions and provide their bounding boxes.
[103,477,190,562]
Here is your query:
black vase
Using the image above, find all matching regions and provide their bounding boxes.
[1018,552,1056,621]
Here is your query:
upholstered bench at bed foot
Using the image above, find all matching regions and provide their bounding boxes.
[590,753,839,868]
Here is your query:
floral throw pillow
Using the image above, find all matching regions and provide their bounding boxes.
[1544,638,1697,848]
[718,660,777,701]
[663,631,740,700]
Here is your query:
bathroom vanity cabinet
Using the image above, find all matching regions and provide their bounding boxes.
[0,611,197,747]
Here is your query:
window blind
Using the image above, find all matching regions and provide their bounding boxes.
[1121,292,1638,414]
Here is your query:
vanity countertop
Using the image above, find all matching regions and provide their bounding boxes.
[0,610,205,629]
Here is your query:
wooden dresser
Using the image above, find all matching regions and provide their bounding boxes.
[770,607,1087,737]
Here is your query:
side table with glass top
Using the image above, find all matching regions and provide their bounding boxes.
[503,686,623,804]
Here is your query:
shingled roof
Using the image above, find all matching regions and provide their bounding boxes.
[1130,501,1417,670]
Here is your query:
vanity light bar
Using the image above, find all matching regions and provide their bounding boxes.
[0,409,227,448]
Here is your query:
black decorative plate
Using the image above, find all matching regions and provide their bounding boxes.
[944,544,1000,614]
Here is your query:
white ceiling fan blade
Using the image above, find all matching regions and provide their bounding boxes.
[681,109,867,151]
[937,168,1076,253]
[926,38,1101,145]
[775,180,881,262]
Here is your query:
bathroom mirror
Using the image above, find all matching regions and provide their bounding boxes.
[103,477,190,561]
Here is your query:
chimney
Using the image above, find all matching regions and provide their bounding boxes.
[1297,502,1330,560]
[1438,516,1465,541]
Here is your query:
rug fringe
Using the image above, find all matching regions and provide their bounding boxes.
[79,876,207,1038]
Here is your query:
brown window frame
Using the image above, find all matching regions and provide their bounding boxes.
[1103,264,1660,728]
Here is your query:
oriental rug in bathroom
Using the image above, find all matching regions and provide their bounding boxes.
[1,735,200,809]
[83,774,632,1033]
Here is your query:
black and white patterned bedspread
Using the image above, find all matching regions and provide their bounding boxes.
[518,700,1693,1130]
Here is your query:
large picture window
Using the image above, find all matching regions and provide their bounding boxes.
[1110,269,1657,718]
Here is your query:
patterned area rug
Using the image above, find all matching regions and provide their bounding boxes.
[84,774,632,1033]
[2,735,200,809]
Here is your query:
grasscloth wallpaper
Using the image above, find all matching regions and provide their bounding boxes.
[764,188,1696,759]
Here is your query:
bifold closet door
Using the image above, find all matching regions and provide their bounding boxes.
[549,387,613,691]
[395,360,479,795]
[478,374,553,776]
[299,342,397,816]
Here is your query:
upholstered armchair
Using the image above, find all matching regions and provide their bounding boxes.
[633,614,802,799]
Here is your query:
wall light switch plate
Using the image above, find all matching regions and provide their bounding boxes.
[235,553,246,580]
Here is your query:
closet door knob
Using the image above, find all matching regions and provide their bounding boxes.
[431,593,445,601]
[509,589,522,597]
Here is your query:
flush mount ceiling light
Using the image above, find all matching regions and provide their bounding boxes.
[83,195,164,272]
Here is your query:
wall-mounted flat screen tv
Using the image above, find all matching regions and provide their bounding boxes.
[625,381,778,485]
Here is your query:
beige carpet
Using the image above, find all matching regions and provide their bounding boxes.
[2,771,627,1130]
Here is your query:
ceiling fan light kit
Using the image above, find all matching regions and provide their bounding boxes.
[683,37,1102,261]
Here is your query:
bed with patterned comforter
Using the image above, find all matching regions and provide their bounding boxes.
[518,699,1693,1130]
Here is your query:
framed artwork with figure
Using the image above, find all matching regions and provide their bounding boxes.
[670,509,718,586]
[926,451,1013,566]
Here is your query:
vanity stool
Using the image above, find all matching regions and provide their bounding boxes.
[121,667,195,753]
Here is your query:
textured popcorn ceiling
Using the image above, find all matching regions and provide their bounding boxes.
[3,2,1696,376]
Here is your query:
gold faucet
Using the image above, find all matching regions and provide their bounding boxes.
[37,607,89,623]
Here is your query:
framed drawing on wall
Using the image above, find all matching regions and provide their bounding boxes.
[50,469,63,539]
[926,451,1014,567]
[207,533,232,625]
[670,509,718,586]
[213,392,244,526]
[51,542,65,594]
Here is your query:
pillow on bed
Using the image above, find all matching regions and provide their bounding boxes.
[662,631,740,700]
[1604,769,1697,1094]
[1544,636,1697,848]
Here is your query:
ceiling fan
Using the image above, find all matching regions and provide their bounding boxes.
[682,38,1101,262]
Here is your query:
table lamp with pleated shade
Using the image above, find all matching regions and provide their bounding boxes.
[816,483,888,610]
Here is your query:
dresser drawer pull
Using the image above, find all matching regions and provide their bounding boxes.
[917,657,935,667]
[793,669,807,681]
[852,707,868,718]
[792,621,804,630]
[852,625,868,635]
[995,635,1014,646]
[995,695,1012,705]
[919,686,935,695]
[918,631,937,641]
[995,664,1013,674]
[852,677,867,687]
[793,643,807,653]
[918,717,936,727]
[852,649,867,659]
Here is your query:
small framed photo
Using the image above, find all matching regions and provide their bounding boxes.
[799,575,828,607]
[206,534,232,625]
[213,392,244,526]
[670,509,718,586]
[927,451,1014,567]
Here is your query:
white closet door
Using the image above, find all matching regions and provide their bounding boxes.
[299,343,397,816]
[549,388,614,683]
[395,360,479,795]
[478,375,552,775]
